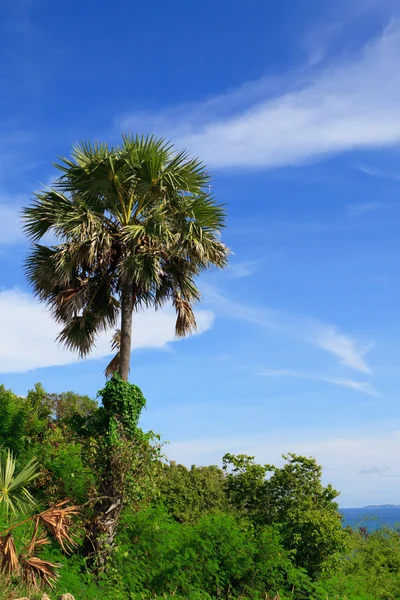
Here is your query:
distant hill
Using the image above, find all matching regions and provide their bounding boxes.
[363,504,400,509]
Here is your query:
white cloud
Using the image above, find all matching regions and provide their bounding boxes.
[203,285,372,373]
[261,369,379,397]
[120,22,400,169]
[0,289,214,373]
[167,428,400,506]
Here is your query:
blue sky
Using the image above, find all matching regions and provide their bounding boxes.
[2,0,400,506]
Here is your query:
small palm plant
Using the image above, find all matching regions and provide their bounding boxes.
[0,451,79,589]
[0,450,38,517]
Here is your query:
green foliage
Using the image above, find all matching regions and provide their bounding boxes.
[0,385,29,454]
[30,430,96,506]
[267,454,347,576]
[158,462,228,522]
[3,380,400,600]
[223,453,347,576]
[112,506,313,599]
[26,382,53,420]
[223,453,270,516]
[50,390,98,422]
[84,374,161,511]
[99,373,146,437]
[318,528,400,600]
[18,386,100,506]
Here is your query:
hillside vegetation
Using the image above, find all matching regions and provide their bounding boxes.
[0,381,399,600]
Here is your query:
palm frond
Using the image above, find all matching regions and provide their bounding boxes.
[123,134,174,176]
[118,252,162,292]
[186,192,227,231]
[0,451,38,516]
[26,522,50,556]
[21,190,73,243]
[0,501,78,589]
[56,313,100,357]
[0,534,19,576]
[20,555,59,588]
[104,329,121,379]
[173,295,197,337]
[19,518,57,588]
[39,502,80,553]
[104,353,120,380]
[160,150,211,193]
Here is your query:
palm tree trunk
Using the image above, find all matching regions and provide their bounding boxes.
[119,281,134,381]
[85,492,123,571]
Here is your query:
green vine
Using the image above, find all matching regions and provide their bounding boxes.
[98,374,146,439]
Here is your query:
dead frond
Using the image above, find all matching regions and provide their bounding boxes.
[39,501,80,553]
[105,352,120,379]
[20,555,59,588]
[0,534,19,576]
[173,296,197,337]
[26,519,51,556]
[104,329,121,378]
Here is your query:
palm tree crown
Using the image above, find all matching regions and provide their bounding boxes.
[23,135,229,380]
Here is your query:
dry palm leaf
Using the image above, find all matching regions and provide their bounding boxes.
[26,519,51,556]
[173,295,196,337]
[20,555,59,588]
[39,501,80,553]
[1,534,19,576]
[104,329,121,378]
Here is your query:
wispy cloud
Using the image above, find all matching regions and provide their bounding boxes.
[203,285,372,373]
[260,369,379,397]
[229,260,262,278]
[0,289,214,373]
[359,466,388,475]
[346,202,382,216]
[313,326,372,373]
[119,22,400,170]
[356,164,400,182]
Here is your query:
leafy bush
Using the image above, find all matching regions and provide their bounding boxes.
[223,453,347,575]
[158,462,228,523]
[318,528,400,599]
[0,385,30,454]
[112,506,313,598]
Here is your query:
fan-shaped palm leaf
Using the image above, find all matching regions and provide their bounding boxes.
[0,451,38,516]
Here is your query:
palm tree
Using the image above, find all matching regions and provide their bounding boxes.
[23,135,229,380]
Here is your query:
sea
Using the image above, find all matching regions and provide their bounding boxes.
[341,506,400,532]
